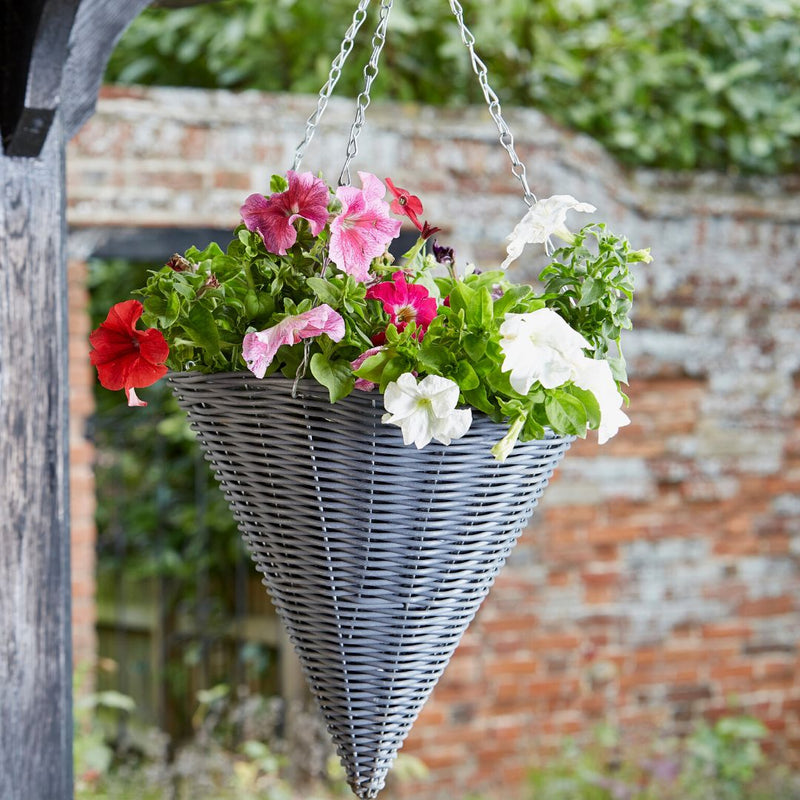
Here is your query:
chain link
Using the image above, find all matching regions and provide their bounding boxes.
[338,0,394,186]
[291,0,373,172]
[293,0,534,205]
[447,0,536,206]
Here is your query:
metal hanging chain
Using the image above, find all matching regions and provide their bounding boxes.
[291,0,373,172]
[447,0,536,206]
[339,0,394,186]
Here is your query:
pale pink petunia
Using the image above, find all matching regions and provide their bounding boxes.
[240,171,330,255]
[242,304,345,379]
[350,346,384,392]
[329,172,402,282]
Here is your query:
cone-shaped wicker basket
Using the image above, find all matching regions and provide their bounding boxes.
[169,371,572,798]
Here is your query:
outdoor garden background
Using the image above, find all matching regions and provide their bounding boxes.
[68,1,800,798]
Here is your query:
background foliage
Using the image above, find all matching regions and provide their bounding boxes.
[107,0,800,174]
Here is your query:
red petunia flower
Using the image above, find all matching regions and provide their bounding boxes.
[241,170,330,255]
[89,300,169,407]
[385,177,424,231]
[366,271,438,340]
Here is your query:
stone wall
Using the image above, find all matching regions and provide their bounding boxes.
[67,86,800,799]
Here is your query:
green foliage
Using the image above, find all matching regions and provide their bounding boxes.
[681,717,769,800]
[527,717,800,800]
[88,258,241,584]
[541,224,650,382]
[74,679,425,800]
[107,0,800,174]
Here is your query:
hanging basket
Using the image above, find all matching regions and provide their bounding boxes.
[169,371,572,798]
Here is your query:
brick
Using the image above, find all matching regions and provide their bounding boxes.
[737,595,796,617]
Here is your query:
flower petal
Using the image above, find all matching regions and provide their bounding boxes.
[418,374,460,417]
[329,175,402,281]
[502,194,596,268]
[431,408,472,445]
[241,171,330,255]
[126,387,148,407]
[89,300,169,395]
[500,309,589,393]
[573,357,630,443]
[381,373,470,449]
[242,305,345,379]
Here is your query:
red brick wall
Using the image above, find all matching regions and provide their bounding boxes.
[68,259,97,671]
[67,87,800,799]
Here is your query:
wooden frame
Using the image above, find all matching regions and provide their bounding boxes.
[0,2,156,797]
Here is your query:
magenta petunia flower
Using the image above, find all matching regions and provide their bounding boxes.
[366,271,437,340]
[240,171,330,255]
[242,304,345,379]
[329,172,402,282]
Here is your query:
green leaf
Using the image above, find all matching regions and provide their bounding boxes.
[143,295,167,320]
[448,281,475,316]
[243,289,260,318]
[269,174,288,193]
[607,354,628,383]
[463,385,496,417]
[544,391,587,436]
[578,277,605,307]
[186,304,220,356]
[565,384,601,429]
[306,276,341,307]
[521,415,545,441]
[186,241,224,262]
[379,357,410,391]
[309,352,354,403]
[354,350,391,382]
[453,360,479,391]
[417,344,451,373]
[462,333,487,361]
[494,286,539,316]
[465,286,492,329]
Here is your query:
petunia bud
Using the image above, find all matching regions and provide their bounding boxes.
[432,240,454,265]
[197,273,220,297]
[166,253,196,272]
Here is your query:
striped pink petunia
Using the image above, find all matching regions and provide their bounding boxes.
[240,171,330,255]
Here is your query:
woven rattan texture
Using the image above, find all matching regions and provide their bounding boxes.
[169,372,572,799]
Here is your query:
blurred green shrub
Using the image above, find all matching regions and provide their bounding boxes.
[527,716,800,800]
[89,258,241,586]
[74,676,426,799]
[107,0,800,174]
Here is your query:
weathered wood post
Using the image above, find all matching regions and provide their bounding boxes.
[0,2,149,796]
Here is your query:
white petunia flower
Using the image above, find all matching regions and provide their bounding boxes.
[501,194,596,269]
[574,357,630,444]
[381,373,473,449]
[499,308,590,395]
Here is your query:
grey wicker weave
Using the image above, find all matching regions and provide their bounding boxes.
[169,371,572,799]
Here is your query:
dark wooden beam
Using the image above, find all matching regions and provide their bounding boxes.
[0,114,73,800]
[0,2,149,798]
[0,0,81,156]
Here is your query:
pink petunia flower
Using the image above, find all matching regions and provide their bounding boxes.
[329,172,402,282]
[242,304,345,379]
[366,271,437,340]
[350,346,384,392]
[240,171,330,255]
